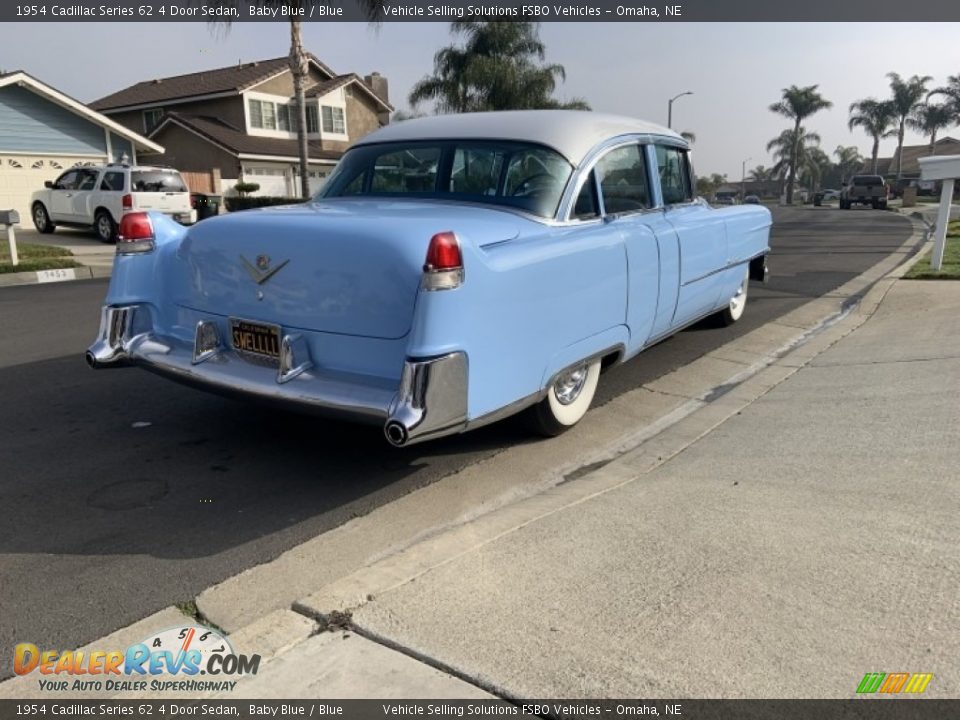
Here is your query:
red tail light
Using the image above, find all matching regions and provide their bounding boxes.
[117,212,155,254]
[122,194,133,210]
[422,231,463,291]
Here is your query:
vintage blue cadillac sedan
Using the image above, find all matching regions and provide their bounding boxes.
[87,111,771,447]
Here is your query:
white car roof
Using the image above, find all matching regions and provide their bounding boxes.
[354,110,685,166]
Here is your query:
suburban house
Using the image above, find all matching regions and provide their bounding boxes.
[90,55,393,197]
[864,137,960,183]
[0,71,162,225]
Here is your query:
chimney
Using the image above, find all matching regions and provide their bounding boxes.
[364,72,390,125]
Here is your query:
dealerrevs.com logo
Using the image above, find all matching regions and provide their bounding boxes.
[14,625,260,693]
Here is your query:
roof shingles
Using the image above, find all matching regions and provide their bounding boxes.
[90,55,335,111]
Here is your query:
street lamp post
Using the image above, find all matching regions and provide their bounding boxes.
[667,91,693,129]
[741,157,752,201]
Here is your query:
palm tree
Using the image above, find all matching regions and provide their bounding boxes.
[908,102,955,154]
[409,22,589,113]
[208,0,379,199]
[747,165,774,182]
[769,85,832,204]
[928,74,960,124]
[767,127,821,196]
[848,98,894,174]
[886,72,933,179]
[833,145,863,185]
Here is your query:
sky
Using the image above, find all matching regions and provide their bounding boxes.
[2,21,957,179]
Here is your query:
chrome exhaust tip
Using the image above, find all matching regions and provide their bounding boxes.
[85,340,128,369]
[85,351,97,369]
[384,421,408,447]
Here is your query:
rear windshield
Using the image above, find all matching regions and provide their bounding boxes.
[131,170,188,193]
[852,175,884,185]
[319,140,573,219]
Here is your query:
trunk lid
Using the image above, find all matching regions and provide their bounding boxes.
[171,199,523,339]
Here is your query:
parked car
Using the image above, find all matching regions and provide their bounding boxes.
[86,111,772,446]
[840,175,888,210]
[743,195,761,204]
[822,189,841,200]
[713,196,737,205]
[31,164,196,242]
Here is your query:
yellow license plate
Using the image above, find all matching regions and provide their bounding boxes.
[230,318,281,360]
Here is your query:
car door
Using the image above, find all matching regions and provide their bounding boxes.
[656,144,728,326]
[48,170,80,222]
[586,142,662,351]
[70,169,100,224]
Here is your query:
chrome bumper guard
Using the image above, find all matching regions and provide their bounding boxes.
[86,305,469,447]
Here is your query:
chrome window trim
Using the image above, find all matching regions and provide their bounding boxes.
[556,133,686,224]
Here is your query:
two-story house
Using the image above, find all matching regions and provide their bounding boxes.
[90,54,392,197]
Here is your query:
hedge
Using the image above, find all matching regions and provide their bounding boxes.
[224,196,305,212]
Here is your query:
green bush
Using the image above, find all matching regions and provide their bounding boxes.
[224,196,305,212]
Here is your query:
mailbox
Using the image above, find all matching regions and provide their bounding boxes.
[0,209,20,226]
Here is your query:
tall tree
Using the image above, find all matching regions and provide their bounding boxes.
[769,85,832,204]
[409,22,589,113]
[848,98,894,174]
[747,165,774,182]
[908,102,955,154]
[928,74,960,125]
[833,145,863,185]
[886,72,933,179]
[767,127,821,194]
[209,0,379,199]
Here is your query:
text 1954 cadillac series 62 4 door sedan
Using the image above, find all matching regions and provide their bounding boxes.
[87,111,771,447]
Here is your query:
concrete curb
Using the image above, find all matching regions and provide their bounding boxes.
[0,263,111,288]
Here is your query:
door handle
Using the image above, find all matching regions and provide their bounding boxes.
[64,193,73,197]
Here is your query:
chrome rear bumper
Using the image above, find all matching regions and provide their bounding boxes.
[87,305,468,447]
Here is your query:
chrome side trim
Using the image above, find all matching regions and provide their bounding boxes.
[384,352,468,447]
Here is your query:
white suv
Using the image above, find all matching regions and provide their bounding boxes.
[30,164,196,242]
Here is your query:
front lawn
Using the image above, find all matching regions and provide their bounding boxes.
[0,241,81,274]
[905,220,960,280]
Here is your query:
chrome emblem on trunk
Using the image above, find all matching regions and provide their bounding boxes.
[241,254,290,285]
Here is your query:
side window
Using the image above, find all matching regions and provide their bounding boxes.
[656,145,694,205]
[594,144,650,215]
[53,171,79,190]
[76,170,98,191]
[572,171,599,220]
[449,147,504,196]
[100,171,126,191]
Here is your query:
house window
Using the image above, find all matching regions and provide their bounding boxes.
[249,99,278,130]
[306,105,319,134]
[143,108,165,133]
[277,103,291,132]
[321,106,345,134]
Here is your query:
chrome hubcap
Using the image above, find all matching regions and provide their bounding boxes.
[98,217,111,237]
[34,208,44,227]
[554,365,588,405]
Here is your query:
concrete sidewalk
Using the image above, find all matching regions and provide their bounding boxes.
[232,279,960,699]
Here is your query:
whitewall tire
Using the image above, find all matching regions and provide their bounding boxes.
[719,268,749,326]
[528,358,602,437]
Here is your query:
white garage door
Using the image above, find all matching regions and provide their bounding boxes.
[0,155,105,227]
[242,165,290,197]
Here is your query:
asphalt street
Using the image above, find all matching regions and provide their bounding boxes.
[0,206,913,676]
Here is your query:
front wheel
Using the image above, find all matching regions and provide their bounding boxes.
[718,269,749,326]
[527,358,601,437]
[94,210,117,243]
[32,203,55,233]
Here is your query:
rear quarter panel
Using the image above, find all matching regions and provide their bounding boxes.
[716,204,772,296]
[408,222,629,420]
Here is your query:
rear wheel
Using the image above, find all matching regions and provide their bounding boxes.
[32,203,55,233]
[527,358,601,437]
[94,210,116,243]
[718,268,749,326]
